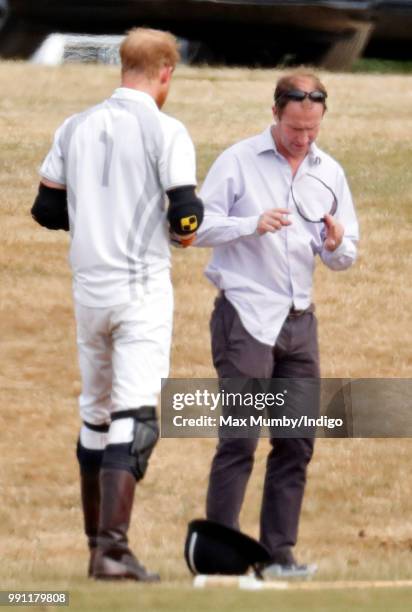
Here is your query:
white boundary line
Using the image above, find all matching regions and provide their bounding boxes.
[193,575,412,591]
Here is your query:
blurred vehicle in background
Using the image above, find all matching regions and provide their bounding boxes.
[0,0,411,69]
[0,0,374,70]
[366,0,412,59]
[0,0,7,27]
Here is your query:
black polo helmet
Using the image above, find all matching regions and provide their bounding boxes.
[184,519,271,575]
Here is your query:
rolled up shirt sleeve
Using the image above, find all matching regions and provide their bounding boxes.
[320,236,358,270]
[320,167,359,271]
[195,150,259,247]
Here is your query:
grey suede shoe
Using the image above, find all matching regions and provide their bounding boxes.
[261,561,318,579]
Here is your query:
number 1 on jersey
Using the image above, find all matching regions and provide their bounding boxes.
[100,129,114,187]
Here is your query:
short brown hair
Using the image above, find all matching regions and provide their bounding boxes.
[274,72,327,117]
[120,27,180,78]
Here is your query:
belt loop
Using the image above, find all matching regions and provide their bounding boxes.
[288,303,315,318]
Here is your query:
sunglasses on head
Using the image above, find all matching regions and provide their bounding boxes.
[276,89,327,103]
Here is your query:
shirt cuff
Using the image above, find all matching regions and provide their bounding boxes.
[237,215,260,237]
[39,171,66,187]
[321,237,357,270]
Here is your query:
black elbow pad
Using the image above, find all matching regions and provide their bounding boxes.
[31,183,69,231]
[167,185,204,236]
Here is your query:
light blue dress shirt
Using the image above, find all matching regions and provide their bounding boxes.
[195,126,359,346]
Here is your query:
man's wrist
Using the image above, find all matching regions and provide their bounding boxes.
[322,238,346,256]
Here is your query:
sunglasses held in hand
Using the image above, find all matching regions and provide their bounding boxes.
[290,174,338,224]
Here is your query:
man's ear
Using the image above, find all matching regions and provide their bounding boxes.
[272,105,279,121]
[159,65,173,85]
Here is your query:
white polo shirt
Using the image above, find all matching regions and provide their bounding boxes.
[195,127,359,346]
[40,87,197,307]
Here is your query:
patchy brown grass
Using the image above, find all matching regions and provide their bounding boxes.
[0,61,412,598]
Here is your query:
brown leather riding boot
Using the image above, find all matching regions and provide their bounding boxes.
[91,468,160,582]
[80,469,100,577]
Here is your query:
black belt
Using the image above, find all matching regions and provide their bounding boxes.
[219,291,313,319]
[288,304,314,318]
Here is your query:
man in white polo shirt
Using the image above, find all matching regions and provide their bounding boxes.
[194,72,359,578]
[32,28,203,581]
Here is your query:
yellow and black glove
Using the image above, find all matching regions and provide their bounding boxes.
[167,185,204,247]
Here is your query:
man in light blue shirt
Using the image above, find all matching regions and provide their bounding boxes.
[195,72,359,577]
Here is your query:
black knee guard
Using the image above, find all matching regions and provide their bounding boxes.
[76,421,110,472]
[102,407,159,481]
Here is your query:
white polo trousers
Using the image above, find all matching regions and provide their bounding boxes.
[75,280,173,426]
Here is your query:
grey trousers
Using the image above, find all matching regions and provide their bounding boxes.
[206,293,320,563]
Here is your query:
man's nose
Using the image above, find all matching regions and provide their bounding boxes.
[296,132,309,145]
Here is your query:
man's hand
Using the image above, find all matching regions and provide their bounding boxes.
[323,214,344,251]
[169,230,196,248]
[257,209,292,235]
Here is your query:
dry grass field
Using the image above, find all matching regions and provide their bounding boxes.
[1,61,412,610]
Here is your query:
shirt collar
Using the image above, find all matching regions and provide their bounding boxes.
[256,126,322,166]
[307,141,322,166]
[111,87,159,111]
[255,126,278,155]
